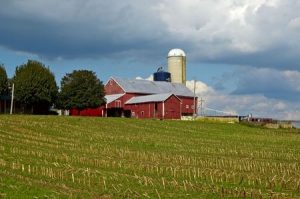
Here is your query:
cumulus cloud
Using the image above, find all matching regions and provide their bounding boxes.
[186,80,214,96]
[0,0,299,70]
[136,75,153,81]
[186,79,300,120]
[158,0,300,69]
[0,0,169,59]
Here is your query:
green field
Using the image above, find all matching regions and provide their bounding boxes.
[0,116,300,198]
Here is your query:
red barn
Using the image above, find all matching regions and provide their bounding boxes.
[125,93,181,119]
[102,77,197,119]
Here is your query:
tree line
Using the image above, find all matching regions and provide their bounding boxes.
[0,60,105,114]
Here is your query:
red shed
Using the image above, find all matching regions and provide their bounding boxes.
[125,93,181,119]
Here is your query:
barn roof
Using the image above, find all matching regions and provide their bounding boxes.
[125,93,179,104]
[105,94,125,104]
[112,77,194,97]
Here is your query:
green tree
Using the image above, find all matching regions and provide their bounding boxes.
[0,64,8,96]
[59,70,105,110]
[13,60,58,114]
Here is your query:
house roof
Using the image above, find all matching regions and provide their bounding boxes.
[105,94,125,104]
[111,77,194,97]
[125,93,179,104]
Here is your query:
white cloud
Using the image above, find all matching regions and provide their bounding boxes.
[156,0,300,68]
[136,75,153,81]
[288,17,300,29]
[185,79,300,120]
[185,80,214,96]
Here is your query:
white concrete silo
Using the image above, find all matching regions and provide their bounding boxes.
[167,48,186,85]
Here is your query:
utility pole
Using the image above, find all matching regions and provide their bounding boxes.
[199,97,205,116]
[10,83,14,115]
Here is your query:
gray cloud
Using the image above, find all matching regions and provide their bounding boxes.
[0,0,299,71]
[231,67,300,101]
[0,0,170,59]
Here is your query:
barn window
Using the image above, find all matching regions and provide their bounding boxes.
[141,111,144,116]
[109,80,113,85]
[115,100,121,108]
[186,105,189,109]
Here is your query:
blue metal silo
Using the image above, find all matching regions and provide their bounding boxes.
[153,67,171,82]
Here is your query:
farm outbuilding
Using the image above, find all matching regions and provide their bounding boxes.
[70,77,197,119]
[125,93,181,119]
[69,49,197,119]
[102,77,196,119]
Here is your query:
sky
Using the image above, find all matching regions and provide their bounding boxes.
[0,0,299,120]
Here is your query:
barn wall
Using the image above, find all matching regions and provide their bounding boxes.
[70,107,104,117]
[105,79,125,95]
[124,95,181,119]
[164,95,181,119]
[125,103,156,119]
[156,103,163,119]
[107,93,143,109]
[69,96,195,118]
[179,96,197,115]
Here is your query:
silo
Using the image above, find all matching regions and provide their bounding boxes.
[153,71,171,82]
[153,67,171,82]
[167,49,186,85]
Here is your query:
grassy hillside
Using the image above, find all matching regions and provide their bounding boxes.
[0,116,300,198]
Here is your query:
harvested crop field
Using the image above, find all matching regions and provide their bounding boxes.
[0,115,300,198]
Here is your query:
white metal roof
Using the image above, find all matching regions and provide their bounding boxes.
[105,94,124,104]
[168,48,186,57]
[125,93,177,104]
[112,77,194,97]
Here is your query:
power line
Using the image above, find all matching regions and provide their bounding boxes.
[203,107,236,116]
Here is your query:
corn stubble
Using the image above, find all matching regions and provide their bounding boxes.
[0,115,299,198]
